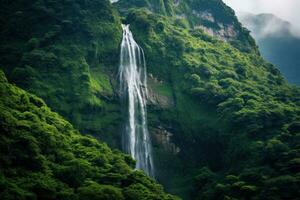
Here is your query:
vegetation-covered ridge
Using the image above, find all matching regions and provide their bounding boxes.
[116,0,257,53]
[0,0,123,145]
[119,6,300,200]
[0,70,179,200]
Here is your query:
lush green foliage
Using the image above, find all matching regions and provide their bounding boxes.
[118,6,300,199]
[0,0,300,199]
[0,0,122,144]
[116,0,257,53]
[0,70,179,200]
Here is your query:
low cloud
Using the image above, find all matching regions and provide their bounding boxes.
[223,0,300,37]
[238,12,299,39]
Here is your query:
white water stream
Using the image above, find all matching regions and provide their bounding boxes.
[119,24,154,177]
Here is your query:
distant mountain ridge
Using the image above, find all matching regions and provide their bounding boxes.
[239,12,300,85]
[239,12,294,38]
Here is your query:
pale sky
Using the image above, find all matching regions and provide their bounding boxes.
[223,0,300,34]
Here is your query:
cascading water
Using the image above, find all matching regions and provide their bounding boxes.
[119,24,155,177]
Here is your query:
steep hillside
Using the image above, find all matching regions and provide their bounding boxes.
[0,0,122,145]
[0,0,300,199]
[119,7,300,199]
[116,0,257,53]
[239,13,300,85]
[0,70,179,200]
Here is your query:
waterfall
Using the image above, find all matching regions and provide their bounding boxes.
[119,24,155,177]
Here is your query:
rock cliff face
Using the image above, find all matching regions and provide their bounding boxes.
[185,4,239,42]
[148,75,175,108]
[152,127,180,154]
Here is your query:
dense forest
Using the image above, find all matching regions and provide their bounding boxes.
[0,70,178,200]
[0,0,299,200]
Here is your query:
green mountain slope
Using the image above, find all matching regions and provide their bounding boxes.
[0,70,179,200]
[0,0,300,199]
[0,0,122,145]
[116,0,257,53]
[120,8,300,199]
